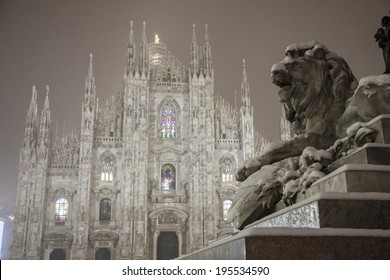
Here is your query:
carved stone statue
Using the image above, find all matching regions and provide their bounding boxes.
[229,42,390,230]
[236,42,357,182]
[375,13,390,74]
[338,74,390,133]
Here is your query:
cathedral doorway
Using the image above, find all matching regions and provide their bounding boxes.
[49,249,66,260]
[95,247,111,260]
[156,232,178,260]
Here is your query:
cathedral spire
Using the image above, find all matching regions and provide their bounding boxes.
[192,23,197,45]
[38,85,51,156]
[240,60,254,160]
[84,53,96,112]
[88,53,93,79]
[127,20,136,76]
[27,85,38,129]
[203,24,212,78]
[23,85,38,148]
[241,59,250,108]
[242,59,247,82]
[190,23,199,77]
[204,24,209,45]
[139,21,149,77]
[81,53,96,137]
[44,85,50,111]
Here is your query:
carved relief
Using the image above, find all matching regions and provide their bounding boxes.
[158,210,178,224]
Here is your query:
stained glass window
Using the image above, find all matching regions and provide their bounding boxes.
[161,164,176,191]
[55,198,68,222]
[223,199,233,221]
[99,198,112,221]
[160,102,176,139]
[220,157,234,182]
[100,155,114,182]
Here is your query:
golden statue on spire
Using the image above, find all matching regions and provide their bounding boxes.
[154,33,160,44]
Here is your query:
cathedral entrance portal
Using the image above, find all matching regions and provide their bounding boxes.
[95,247,111,260]
[157,232,178,260]
[49,249,66,260]
[149,208,188,259]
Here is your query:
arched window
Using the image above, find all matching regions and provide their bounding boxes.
[223,199,233,221]
[220,157,235,183]
[161,164,176,191]
[160,102,176,139]
[54,198,68,222]
[99,198,112,221]
[99,155,114,182]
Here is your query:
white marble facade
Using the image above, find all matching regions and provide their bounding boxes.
[10,22,263,260]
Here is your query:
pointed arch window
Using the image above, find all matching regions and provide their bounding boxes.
[223,199,233,221]
[54,198,68,222]
[160,102,177,139]
[99,155,114,182]
[220,157,235,183]
[161,164,176,190]
[99,198,112,221]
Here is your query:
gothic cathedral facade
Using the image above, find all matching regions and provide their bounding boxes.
[10,22,259,260]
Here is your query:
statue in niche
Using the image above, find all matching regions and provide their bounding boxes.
[230,41,390,230]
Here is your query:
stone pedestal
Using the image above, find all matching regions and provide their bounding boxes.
[326,143,390,172]
[304,164,390,197]
[250,192,390,230]
[178,228,390,260]
[180,115,390,259]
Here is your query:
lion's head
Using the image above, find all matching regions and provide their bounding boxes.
[271,41,358,138]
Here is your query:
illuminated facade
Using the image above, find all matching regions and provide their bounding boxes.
[10,22,262,260]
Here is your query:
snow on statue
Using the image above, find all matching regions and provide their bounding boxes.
[228,41,390,230]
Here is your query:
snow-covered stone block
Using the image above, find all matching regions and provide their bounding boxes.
[306,164,390,196]
[247,192,390,230]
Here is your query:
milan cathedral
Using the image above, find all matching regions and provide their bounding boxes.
[10,22,271,259]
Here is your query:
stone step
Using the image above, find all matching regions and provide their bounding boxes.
[304,164,390,197]
[247,192,390,230]
[178,227,390,259]
[326,143,390,172]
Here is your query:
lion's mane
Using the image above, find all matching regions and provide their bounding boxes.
[275,42,358,137]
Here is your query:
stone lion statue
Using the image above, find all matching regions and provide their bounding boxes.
[236,41,358,182]
[338,74,390,133]
[229,42,390,230]
[228,42,359,229]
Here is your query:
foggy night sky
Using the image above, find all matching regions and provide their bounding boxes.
[0,0,387,211]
